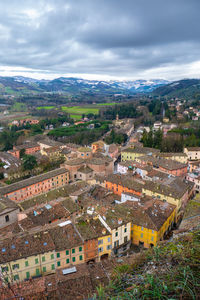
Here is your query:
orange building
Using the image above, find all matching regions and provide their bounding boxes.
[92,141,105,153]
[104,174,143,197]
[8,143,40,159]
[0,168,69,202]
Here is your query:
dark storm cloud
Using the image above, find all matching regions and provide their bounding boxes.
[0,0,199,79]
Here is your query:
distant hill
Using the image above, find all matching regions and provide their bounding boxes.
[0,76,169,96]
[152,79,200,98]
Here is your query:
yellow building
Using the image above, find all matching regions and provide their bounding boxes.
[0,231,56,284]
[98,205,132,257]
[48,221,85,269]
[160,152,188,164]
[124,198,176,248]
[121,146,159,162]
[142,179,192,221]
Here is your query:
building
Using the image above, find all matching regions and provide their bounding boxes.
[184,147,200,161]
[40,146,63,160]
[63,153,114,181]
[153,121,162,131]
[0,197,20,229]
[121,146,160,162]
[123,197,176,248]
[8,143,40,159]
[98,205,131,257]
[104,174,144,197]
[0,231,55,283]
[159,152,188,164]
[136,155,188,177]
[91,141,105,153]
[48,221,84,270]
[142,178,194,221]
[0,168,69,202]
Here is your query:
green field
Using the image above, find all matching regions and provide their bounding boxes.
[37,106,55,110]
[70,114,82,120]
[61,106,99,115]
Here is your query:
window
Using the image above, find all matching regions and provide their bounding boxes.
[98,240,103,245]
[25,261,29,267]
[98,247,103,253]
[36,268,40,276]
[12,264,19,270]
[57,261,61,267]
[152,230,154,234]
[72,257,76,262]
[51,264,55,270]
[5,215,9,222]
[66,250,69,255]
[51,254,54,260]
[35,258,39,264]
[115,232,118,237]
[42,256,45,262]
[14,274,19,281]
[114,240,119,248]
[124,236,128,243]
[141,233,143,238]
[124,228,127,233]
[108,237,111,242]
[141,227,144,231]
[66,259,70,264]
[26,272,30,279]
[151,236,154,241]
[79,255,83,261]
[107,245,111,250]
[72,248,75,254]
[79,246,82,252]
[2,266,8,272]
[57,253,60,258]
[43,266,46,272]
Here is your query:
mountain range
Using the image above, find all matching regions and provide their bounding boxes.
[0,76,169,95]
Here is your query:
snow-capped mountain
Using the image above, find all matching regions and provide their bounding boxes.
[0,76,169,95]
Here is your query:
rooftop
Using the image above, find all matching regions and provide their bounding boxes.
[0,168,68,195]
[137,155,187,171]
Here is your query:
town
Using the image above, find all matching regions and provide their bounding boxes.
[0,95,200,298]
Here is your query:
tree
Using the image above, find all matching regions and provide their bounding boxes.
[19,148,26,158]
[22,155,37,171]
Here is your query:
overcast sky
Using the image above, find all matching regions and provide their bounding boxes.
[0,0,199,81]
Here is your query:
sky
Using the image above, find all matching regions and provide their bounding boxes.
[0,0,200,81]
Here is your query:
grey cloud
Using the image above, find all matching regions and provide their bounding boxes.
[0,0,199,79]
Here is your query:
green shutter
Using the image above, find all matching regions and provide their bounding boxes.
[79,255,83,261]
[14,275,19,281]
[36,268,40,276]
[72,257,75,262]
[35,258,39,264]
[66,250,69,255]
[51,264,55,270]
[57,253,60,258]
[43,266,46,272]
[25,261,29,267]
[57,261,61,267]
[26,272,30,279]
[42,256,45,262]
[66,258,70,264]
[51,254,54,260]
[72,248,75,254]
[79,246,82,252]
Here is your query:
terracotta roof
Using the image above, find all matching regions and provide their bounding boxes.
[105,174,144,192]
[0,168,68,195]
[123,198,176,231]
[13,142,40,150]
[49,222,83,250]
[0,196,18,213]
[78,166,93,174]
[143,178,194,199]
[137,155,187,170]
[0,231,55,264]
[122,146,160,154]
